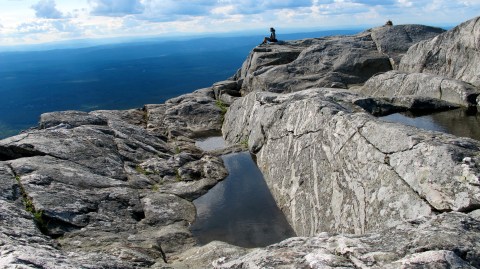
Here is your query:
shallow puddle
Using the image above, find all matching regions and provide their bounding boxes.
[190,151,295,248]
[380,109,480,141]
[195,136,226,151]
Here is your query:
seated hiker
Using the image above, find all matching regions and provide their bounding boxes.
[262,27,278,44]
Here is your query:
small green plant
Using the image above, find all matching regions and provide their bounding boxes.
[175,168,182,182]
[174,146,181,154]
[136,165,153,175]
[215,100,228,122]
[152,184,160,191]
[15,174,48,233]
[240,138,249,149]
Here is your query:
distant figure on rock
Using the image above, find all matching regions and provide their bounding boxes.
[385,20,393,26]
[262,27,278,44]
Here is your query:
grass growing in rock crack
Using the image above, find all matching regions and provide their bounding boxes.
[175,168,183,182]
[15,175,48,233]
[136,165,154,175]
[215,100,229,122]
[240,138,249,149]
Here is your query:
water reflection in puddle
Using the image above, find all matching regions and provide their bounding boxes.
[380,109,480,141]
[195,136,226,151]
[190,152,295,248]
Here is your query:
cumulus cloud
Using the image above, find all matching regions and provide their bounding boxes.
[89,0,145,16]
[31,0,64,19]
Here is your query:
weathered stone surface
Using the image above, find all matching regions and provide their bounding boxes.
[164,241,250,269]
[367,24,445,67]
[0,162,147,268]
[400,16,480,87]
[145,89,224,138]
[359,70,480,107]
[223,88,480,236]
[0,88,228,267]
[240,34,392,93]
[39,110,108,129]
[213,213,480,269]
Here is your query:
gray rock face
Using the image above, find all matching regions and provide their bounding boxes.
[359,70,480,107]
[145,89,224,138]
[223,88,480,236]
[0,89,228,267]
[213,213,480,268]
[233,25,444,94]
[367,24,445,67]
[240,34,392,93]
[400,16,480,87]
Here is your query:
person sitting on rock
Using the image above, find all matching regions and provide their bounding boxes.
[262,27,278,44]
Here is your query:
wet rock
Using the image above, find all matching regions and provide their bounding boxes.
[359,71,480,107]
[353,95,460,116]
[400,16,480,88]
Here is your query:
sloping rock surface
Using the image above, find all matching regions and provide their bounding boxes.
[233,24,444,94]
[359,70,480,107]
[399,16,480,87]
[367,24,445,67]
[0,90,227,268]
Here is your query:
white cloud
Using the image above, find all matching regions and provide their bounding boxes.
[31,0,64,19]
[89,0,145,17]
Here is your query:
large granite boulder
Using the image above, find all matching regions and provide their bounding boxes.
[400,16,480,87]
[359,70,480,107]
[223,88,480,236]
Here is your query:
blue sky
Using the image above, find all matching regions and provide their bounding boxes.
[1,0,479,46]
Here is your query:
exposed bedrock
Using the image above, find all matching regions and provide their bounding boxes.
[213,212,480,268]
[400,16,480,88]
[231,24,444,94]
[358,70,480,107]
[0,89,228,268]
[223,88,480,236]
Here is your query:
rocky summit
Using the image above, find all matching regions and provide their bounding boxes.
[1,17,480,268]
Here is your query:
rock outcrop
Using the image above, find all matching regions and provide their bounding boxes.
[0,90,228,267]
[215,17,480,269]
[231,24,444,95]
[213,213,480,268]
[359,70,480,107]
[223,88,480,236]
[2,16,480,269]
[367,24,445,68]
[399,17,480,87]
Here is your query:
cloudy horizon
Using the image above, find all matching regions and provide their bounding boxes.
[1,0,479,46]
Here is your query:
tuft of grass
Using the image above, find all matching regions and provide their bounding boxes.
[215,100,228,122]
[136,165,153,175]
[175,169,182,182]
[15,174,48,233]
[152,184,160,192]
[174,146,181,155]
[240,138,249,149]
